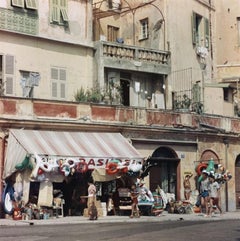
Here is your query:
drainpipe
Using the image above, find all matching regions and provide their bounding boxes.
[0,133,7,218]
[223,138,229,212]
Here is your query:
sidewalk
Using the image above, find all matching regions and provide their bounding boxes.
[1,211,240,226]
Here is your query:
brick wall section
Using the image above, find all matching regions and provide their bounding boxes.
[231,119,240,133]
[1,98,240,134]
[146,111,178,126]
[91,105,116,121]
[0,100,17,115]
[33,102,77,118]
[199,116,221,127]
[117,108,134,122]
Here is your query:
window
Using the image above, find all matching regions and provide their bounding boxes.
[11,0,37,10]
[192,12,209,48]
[51,67,66,99]
[108,0,121,11]
[237,17,240,46]
[0,55,15,96]
[50,0,68,25]
[139,18,148,40]
[20,71,40,98]
[223,87,233,103]
[107,25,119,42]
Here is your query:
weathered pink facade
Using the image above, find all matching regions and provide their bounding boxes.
[0,97,239,212]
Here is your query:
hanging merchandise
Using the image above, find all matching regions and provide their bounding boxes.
[195,162,208,176]
[76,160,88,174]
[128,160,143,172]
[106,162,119,175]
[15,155,33,171]
[2,183,15,215]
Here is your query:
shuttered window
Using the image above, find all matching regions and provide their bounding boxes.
[51,67,66,99]
[50,0,68,24]
[192,12,210,48]
[11,0,24,8]
[25,0,37,10]
[139,18,148,40]
[237,17,240,46]
[107,25,119,42]
[5,55,14,95]
[12,0,37,10]
[204,18,209,48]
[192,12,197,45]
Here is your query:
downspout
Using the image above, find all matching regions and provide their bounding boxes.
[223,138,229,212]
[0,133,7,218]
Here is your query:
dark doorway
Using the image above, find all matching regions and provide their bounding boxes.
[148,146,180,199]
[120,79,130,106]
[235,155,240,209]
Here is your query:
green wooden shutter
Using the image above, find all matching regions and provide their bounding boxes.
[60,0,68,22]
[192,12,197,45]
[25,0,37,10]
[59,68,66,99]
[204,18,209,48]
[51,0,60,23]
[51,67,58,98]
[12,0,24,7]
[5,55,14,95]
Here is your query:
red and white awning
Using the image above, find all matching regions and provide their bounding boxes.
[4,129,143,178]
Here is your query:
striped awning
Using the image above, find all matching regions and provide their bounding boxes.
[3,129,143,178]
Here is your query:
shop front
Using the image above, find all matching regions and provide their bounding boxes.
[2,129,143,219]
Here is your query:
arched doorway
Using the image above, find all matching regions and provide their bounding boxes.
[235,155,240,209]
[200,150,220,163]
[142,146,180,199]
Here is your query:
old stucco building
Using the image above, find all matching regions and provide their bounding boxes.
[0,0,240,218]
[0,0,94,101]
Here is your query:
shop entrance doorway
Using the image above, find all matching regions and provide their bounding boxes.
[148,146,180,199]
[235,155,240,209]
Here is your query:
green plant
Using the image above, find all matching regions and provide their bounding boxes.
[74,87,87,102]
[74,87,102,103]
[173,94,191,110]
[87,88,102,103]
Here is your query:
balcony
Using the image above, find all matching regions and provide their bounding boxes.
[0,96,237,135]
[0,8,38,36]
[94,41,171,75]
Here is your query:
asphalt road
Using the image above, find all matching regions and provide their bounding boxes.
[0,220,240,241]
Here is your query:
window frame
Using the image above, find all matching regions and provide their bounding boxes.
[50,0,69,25]
[11,0,37,10]
[192,12,209,48]
[107,25,119,42]
[51,67,66,100]
[20,70,40,98]
[4,55,15,96]
[139,18,149,40]
[237,17,240,46]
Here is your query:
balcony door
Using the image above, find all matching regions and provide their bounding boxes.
[107,25,119,42]
[120,79,130,106]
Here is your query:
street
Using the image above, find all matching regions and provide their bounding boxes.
[0,220,240,241]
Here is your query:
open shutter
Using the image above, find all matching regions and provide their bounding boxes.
[12,0,24,7]
[204,18,209,48]
[51,0,60,23]
[51,67,58,98]
[60,0,68,22]
[25,0,37,10]
[5,55,14,95]
[59,68,66,99]
[192,12,197,45]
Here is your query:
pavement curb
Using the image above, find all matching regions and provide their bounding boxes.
[0,211,239,226]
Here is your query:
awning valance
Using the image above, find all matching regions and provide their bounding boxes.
[3,129,143,178]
